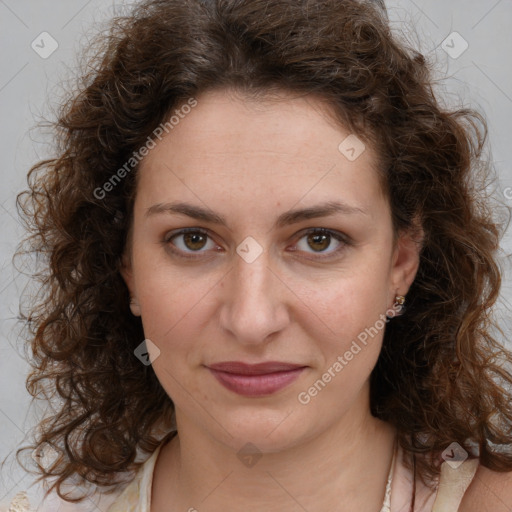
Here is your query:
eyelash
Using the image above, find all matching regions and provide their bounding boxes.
[162,227,352,261]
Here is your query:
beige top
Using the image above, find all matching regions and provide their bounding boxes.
[388,444,480,512]
[2,440,479,511]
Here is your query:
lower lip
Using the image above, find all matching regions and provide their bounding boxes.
[208,368,306,397]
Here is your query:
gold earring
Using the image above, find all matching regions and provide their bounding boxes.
[129,297,141,317]
[395,295,406,306]
[386,295,406,319]
[393,295,406,316]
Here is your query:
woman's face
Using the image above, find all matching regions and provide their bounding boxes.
[122,88,421,452]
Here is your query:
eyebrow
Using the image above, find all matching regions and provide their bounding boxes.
[145,200,369,228]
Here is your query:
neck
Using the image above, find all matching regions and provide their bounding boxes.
[152,390,397,512]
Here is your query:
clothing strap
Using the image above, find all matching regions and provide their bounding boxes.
[431,458,479,512]
[380,437,398,512]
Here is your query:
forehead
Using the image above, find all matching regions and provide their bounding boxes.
[136,89,386,213]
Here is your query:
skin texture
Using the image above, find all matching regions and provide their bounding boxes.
[459,466,512,511]
[121,88,424,511]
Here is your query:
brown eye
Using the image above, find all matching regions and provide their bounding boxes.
[307,232,331,252]
[293,228,349,259]
[165,228,218,257]
[183,232,208,251]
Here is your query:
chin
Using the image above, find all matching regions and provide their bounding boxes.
[205,404,316,454]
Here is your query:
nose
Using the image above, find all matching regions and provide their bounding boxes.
[219,248,290,346]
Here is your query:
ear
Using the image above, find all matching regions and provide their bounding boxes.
[120,251,141,316]
[120,250,135,294]
[389,216,424,299]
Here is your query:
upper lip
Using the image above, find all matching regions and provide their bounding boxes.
[207,361,306,375]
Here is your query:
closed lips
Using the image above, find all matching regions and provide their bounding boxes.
[207,361,307,374]
[207,362,307,397]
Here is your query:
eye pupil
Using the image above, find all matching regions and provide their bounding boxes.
[184,233,207,250]
[307,233,330,252]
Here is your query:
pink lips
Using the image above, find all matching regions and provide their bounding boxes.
[207,361,306,397]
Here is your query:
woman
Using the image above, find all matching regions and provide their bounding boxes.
[9,0,512,510]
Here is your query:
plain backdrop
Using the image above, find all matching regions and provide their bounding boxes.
[1,0,511,508]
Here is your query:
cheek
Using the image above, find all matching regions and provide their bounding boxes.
[132,239,216,332]
[138,275,213,344]
[290,269,389,346]
[292,278,389,406]
[296,283,387,409]
[136,273,213,403]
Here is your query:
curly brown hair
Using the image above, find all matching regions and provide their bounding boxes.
[13,0,512,504]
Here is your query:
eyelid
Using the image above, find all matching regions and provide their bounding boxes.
[289,227,352,259]
[293,227,351,244]
[163,226,352,260]
[163,227,221,259]
[163,226,211,243]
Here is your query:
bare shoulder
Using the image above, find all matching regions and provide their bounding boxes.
[459,463,512,512]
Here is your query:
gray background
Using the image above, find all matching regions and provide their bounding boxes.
[1,0,511,508]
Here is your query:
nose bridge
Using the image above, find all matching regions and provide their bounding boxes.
[234,252,272,301]
[220,248,288,343]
